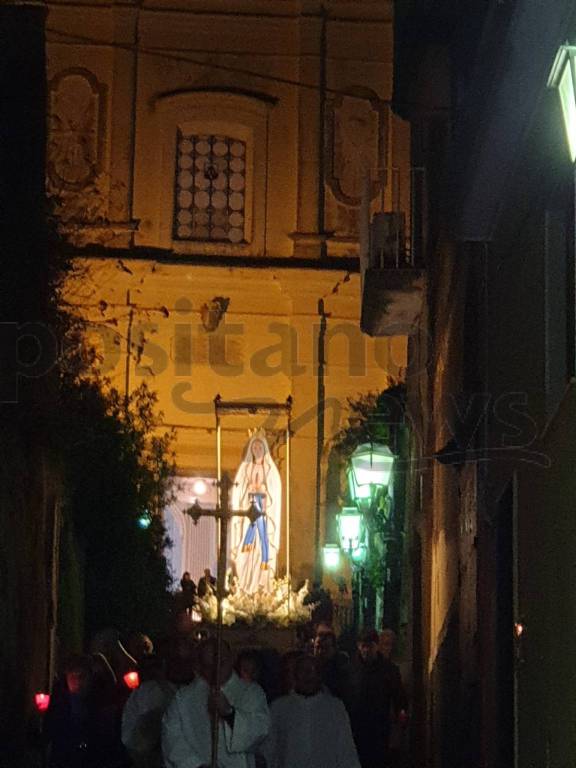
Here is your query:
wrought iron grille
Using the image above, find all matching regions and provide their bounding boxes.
[173,132,247,243]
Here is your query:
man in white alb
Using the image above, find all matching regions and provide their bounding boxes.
[162,638,269,768]
[261,655,361,768]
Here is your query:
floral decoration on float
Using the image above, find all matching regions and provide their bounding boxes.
[196,576,313,627]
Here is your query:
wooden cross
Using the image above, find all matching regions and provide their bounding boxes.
[183,472,263,768]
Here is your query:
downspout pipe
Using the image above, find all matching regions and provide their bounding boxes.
[127,1,141,245]
[315,299,328,583]
[318,5,327,259]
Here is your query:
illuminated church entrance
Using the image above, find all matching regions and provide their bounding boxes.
[163,477,217,585]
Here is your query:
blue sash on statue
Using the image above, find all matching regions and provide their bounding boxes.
[242,492,269,565]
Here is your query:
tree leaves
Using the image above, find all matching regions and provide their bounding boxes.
[59,378,175,638]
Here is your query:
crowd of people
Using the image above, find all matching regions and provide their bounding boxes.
[42,610,408,768]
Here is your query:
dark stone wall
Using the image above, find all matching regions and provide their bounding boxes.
[0,6,60,766]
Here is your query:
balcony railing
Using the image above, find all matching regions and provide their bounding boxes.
[360,167,426,271]
[359,167,426,337]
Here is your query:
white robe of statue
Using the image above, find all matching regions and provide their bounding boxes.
[230,433,282,594]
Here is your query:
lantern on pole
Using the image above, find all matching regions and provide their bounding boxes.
[322,543,341,570]
[337,506,364,553]
[351,543,368,565]
[347,443,395,506]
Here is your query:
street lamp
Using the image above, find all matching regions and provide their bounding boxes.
[322,543,341,570]
[548,45,576,161]
[351,543,368,565]
[137,512,151,529]
[336,505,366,635]
[345,442,396,632]
[337,506,365,553]
[347,443,395,507]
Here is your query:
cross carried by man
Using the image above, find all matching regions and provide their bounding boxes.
[180,473,266,768]
[163,396,292,768]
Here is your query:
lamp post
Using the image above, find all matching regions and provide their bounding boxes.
[336,506,366,635]
[322,543,341,571]
[347,443,395,509]
[346,442,395,631]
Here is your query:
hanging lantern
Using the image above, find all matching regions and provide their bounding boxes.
[348,443,395,504]
[322,543,341,570]
[337,506,364,553]
[351,543,368,565]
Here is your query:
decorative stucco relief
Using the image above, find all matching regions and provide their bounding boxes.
[325,90,387,237]
[48,69,105,190]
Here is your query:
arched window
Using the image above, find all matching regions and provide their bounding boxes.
[173,132,247,244]
[142,90,275,255]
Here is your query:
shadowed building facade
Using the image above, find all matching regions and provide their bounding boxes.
[387,1,576,767]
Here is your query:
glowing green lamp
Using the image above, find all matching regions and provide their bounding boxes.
[322,544,341,570]
[337,506,364,553]
[347,443,395,505]
[137,512,151,529]
[351,543,368,565]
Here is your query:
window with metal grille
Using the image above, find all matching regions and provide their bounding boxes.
[173,132,247,243]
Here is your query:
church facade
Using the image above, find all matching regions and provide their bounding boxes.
[47,0,409,586]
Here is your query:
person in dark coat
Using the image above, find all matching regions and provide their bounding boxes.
[197,568,216,598]
[180,571,197,614]
[90,628,139,710]
[347,629,402,768]
[303,581,334,625]
[313,630,350,702]
[378,630,409,766]
[44,654,126,768]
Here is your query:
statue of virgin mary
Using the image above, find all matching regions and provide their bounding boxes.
[229,432,282,594]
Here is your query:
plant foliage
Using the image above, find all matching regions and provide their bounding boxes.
[57,376,176,641]
[332,383,406,467]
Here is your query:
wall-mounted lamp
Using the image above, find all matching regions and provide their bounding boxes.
[337,506,365,553]
[347,443,395,506]
[322,544,341,570]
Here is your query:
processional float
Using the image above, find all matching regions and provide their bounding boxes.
[184,395,292,768]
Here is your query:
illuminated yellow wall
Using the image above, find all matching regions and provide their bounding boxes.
[49,0,409,583]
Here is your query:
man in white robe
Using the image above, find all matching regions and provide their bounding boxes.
[261,655,361,768]
[122,656,177,767]
[162,638,269,768]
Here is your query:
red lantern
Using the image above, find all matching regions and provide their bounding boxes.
[123,671,140,690]
[34,693,50,712]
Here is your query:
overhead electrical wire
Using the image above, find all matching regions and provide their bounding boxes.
[46,25,393,103]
